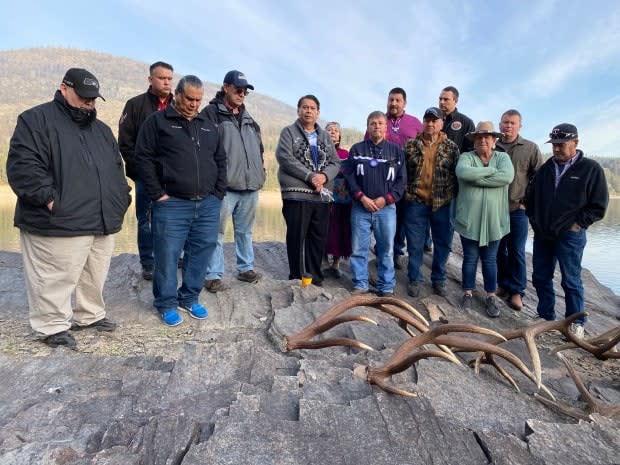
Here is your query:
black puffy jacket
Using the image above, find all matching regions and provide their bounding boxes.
[7,91,131,236]
[135,106,227,201]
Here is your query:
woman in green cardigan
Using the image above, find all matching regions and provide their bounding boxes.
[455,122,514,318]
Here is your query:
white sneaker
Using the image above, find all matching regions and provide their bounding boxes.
[569,323,585,340]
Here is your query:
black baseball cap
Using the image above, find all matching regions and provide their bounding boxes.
[546,123,578,144]
[62,68,105,101]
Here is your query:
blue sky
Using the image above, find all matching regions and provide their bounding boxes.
[3,0,620,156]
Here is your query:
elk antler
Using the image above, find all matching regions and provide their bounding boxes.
[284,295,429,352]
[359,324,507,397]
[534,353,620,421]
[469,313,587,389]
[550,325,620,360]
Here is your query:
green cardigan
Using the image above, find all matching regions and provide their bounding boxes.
[455,150,514,246]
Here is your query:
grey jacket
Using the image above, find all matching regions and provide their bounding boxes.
[275,120,340,201]
[496,135,543,211]
[202,93,265,191]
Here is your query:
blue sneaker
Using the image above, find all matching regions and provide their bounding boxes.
[179,303,209,320]
[160,308,183,326]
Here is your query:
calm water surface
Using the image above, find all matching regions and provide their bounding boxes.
[1,191,619,295]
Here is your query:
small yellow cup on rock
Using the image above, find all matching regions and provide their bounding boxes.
[301,273,313,288]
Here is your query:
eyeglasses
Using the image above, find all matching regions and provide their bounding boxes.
[232,86,250,96]
[549,129,576,139]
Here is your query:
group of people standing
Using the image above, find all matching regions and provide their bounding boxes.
[6,64,608,348]
[278,87,609,341]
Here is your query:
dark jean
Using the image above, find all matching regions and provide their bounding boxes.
[497,208,529,296]
[135,179,154,269]
[405,200,453,285]
[460,236,500,293]
[532,229,587,324]
[151,195,221,311]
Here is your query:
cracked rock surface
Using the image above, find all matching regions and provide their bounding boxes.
[0,242,618,464]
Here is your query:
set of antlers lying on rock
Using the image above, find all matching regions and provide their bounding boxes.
[282,295,619,418]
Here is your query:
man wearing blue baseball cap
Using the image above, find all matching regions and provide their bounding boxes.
[526,123,609,339]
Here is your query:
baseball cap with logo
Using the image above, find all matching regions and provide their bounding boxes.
[423,107,443,120]
[62,68,105,101]
[546,123,578,144]
[223,70,254,90]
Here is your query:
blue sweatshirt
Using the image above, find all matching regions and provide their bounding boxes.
[343,139,406,205]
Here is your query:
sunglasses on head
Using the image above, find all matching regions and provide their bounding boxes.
[549,129,576,139]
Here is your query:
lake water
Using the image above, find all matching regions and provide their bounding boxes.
[0,191,618,295]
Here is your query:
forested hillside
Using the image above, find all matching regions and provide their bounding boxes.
[0,47,363,189]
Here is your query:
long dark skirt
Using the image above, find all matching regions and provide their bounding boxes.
[325,202,352,259]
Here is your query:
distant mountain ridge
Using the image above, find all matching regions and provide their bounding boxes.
[0,47,363,188]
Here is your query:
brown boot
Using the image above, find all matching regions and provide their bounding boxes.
[509,293,523,310]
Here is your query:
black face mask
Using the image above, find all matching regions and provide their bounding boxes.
[57,91,97,127]
[66,103,97,127]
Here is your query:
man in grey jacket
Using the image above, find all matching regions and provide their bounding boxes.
[202,70,265,293]
[275,95,341,286]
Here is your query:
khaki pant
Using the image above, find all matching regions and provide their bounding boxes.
[20,232,115,336]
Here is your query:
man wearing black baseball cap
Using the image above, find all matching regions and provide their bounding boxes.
[525,123,609,339]
[6,67,131,348]
[62,67,106,100]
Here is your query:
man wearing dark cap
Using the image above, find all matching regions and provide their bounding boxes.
[119,61,174,281]
[7,68,131,348]
[202,70,265,293]
[526,123,608,339]
[403,107,460,298]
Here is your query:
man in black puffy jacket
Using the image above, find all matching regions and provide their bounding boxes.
[7,68,131,348]
[135,75,226,327]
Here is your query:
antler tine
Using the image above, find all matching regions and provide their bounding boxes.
[376,303,430,334]
[285,295,385,351]
[474,353,521,393]
[294,337,375,352]
[534,393,591,421]
[550,326,620,359]
[373,296,430,326]
[365,349,460,398]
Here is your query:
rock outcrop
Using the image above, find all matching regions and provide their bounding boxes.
[0,242,618,465]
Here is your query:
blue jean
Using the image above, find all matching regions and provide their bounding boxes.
[460,236,500,293]
[350,203,396,292]
[205,190,258,279]
[405,200,453,285]
[532,229,587,324]
[151,195,221,311]
[135,180,154,269]
[497,208,528,296]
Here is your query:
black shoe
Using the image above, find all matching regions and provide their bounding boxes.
[432,282,447,297]
[238,270,261,283]
[72,317,117,332]
[377,290,394,297]
[407,282,420,298]
[393,256,404,270]
[43,331,76,348]
[204,279,225,293]
[485,296,501,318]
[424,245,433,253]
[142,266,153,281]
